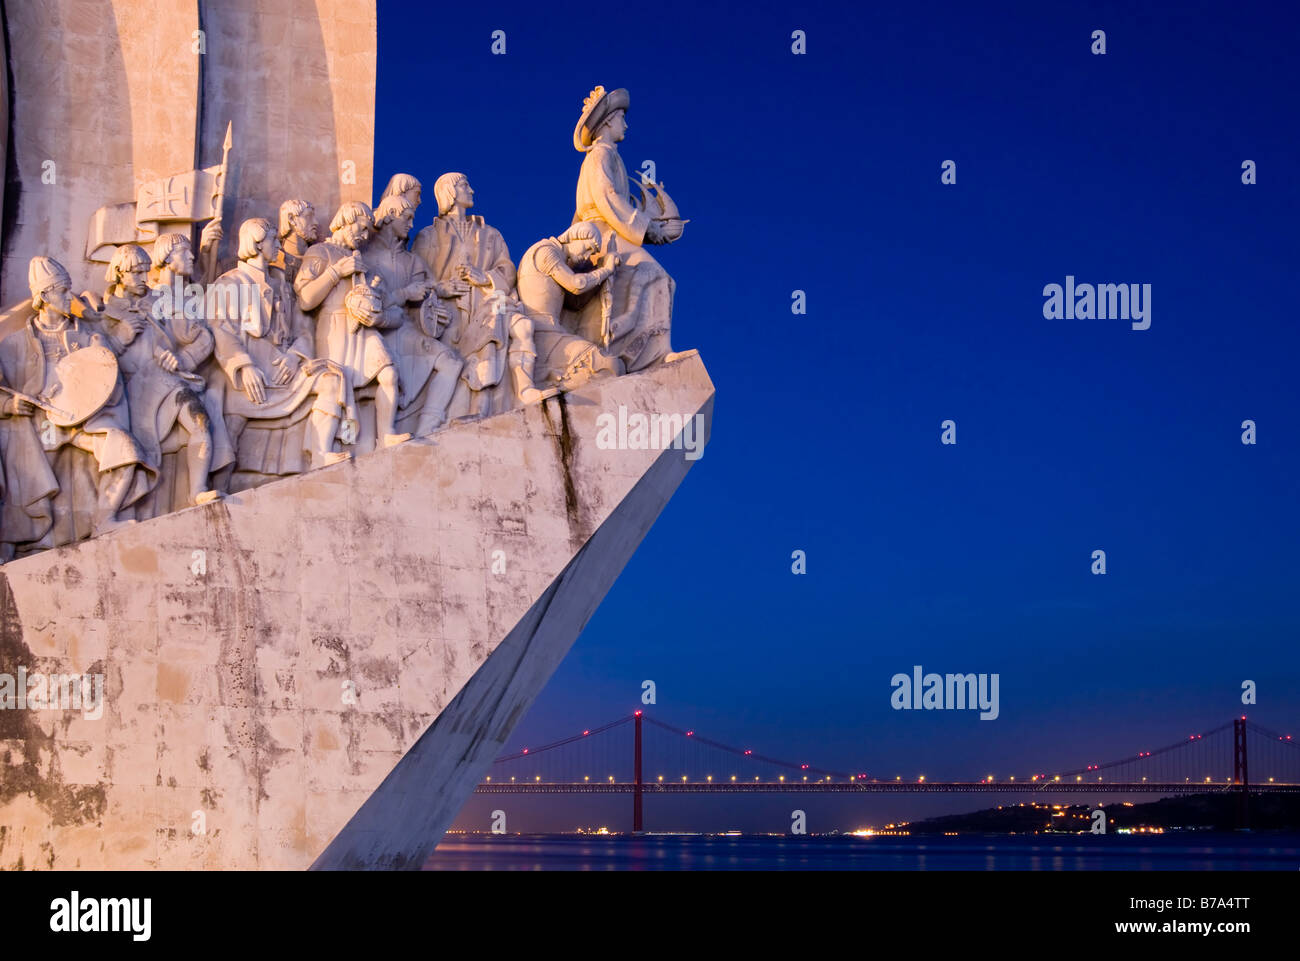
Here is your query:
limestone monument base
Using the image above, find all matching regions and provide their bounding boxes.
[0,353,713,870]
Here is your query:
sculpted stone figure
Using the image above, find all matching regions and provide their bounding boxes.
[274,199,319,286]
[571,86,682,371]
[514,223,623,393]
[295,202,410,449]
[145,234,238,493]
[365,193,462,435]
[0,400,57,561]
[209,219,350,481]
[412,173,517,417]
[100,243,222,515]
[0,257,156,548]
[0,87,693,560]
[87,244,151,343]
[0,352,58,562]
[379,172,422,209]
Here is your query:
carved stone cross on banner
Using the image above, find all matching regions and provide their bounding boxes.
[138,176,192,220]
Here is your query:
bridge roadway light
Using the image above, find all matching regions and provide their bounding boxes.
[731,776,736,782]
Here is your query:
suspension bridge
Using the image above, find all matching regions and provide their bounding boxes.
[475,713,1300,830]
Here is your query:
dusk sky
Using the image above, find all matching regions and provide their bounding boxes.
[373,0,1300,831]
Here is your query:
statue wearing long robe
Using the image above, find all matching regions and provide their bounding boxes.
[0,317,155,550]
[209,260,347,485]
[412,215,515,417]
[0,369,58,560]
[112,290,232,517]
[364,230,462,435]
[295,240,396,390]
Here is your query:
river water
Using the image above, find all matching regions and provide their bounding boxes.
[424,833,1300,870]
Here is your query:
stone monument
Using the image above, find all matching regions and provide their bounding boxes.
[0,2,710,870]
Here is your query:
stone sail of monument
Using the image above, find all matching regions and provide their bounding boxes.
[0,0,377,311]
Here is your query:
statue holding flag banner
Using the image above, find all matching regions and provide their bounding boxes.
[84,122,232,274]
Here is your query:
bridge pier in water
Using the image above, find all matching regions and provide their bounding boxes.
[1234,717,1250,830]
[633,710,644,832]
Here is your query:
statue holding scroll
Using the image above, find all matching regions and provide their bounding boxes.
[209,218,351,480]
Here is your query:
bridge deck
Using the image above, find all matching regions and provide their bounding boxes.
[476,782,1300,794]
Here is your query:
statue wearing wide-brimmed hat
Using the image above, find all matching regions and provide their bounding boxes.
[570,85,687,372]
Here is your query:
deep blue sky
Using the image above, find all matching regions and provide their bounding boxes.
[374,0,1300,831]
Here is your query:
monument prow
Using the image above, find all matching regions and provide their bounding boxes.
[0,353,712,869]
